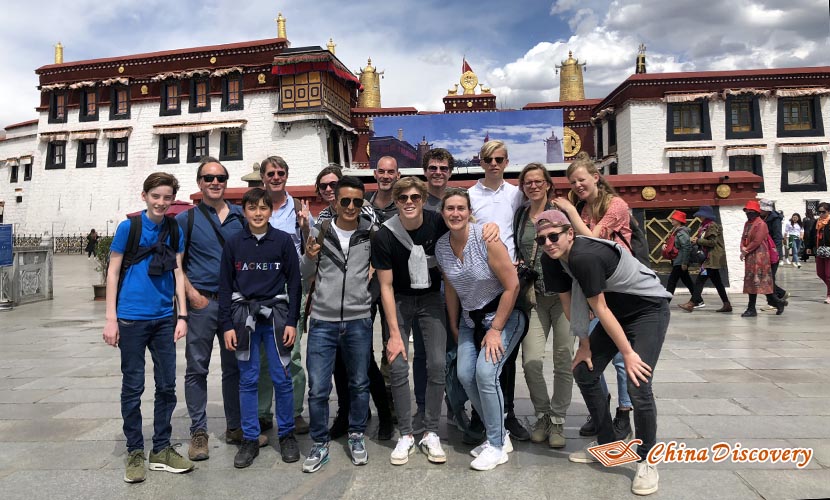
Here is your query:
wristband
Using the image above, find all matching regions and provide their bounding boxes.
[178,315,188,320]
[490,325,503,332]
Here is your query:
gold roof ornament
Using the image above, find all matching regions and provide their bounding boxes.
[636,44,647,74]
[358,58,383,108]
[460,71,478,95]
[54,42,63,64]
[276,12,287,39]
[556,50,586,101]
[326,38,336,55]
[447,83,458,95]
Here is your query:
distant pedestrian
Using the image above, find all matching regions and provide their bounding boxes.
[663,210,695,302]
[813,202,830,304]
[85,229,99,258]
[740,200,786,317]
[784,213,803,268]
[680,206,731,313]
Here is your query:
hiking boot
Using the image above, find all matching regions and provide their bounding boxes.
[613,408,633,441]
[530,415,552,444]
[124,450,146,483]
[419,432,447,464]
[678,301,695,313]
[741,308,757,317]
[775,298,786,315]
[411,409,426,435]
[302,442,330,473]
[294,415,310,435]
[632,461,659,496]
[348,432,368,465]
[377,416,394,441]
[471,434,513,457]
[279,433,300,463]
[548,422,566,449]
[504,414,530,441]
[149,445,195,474]
[188,429,209,461]
[233,439,259,468]
[580,394,610,436]
[329,412,349,440]
[258,417,273,432]
[716,302,732,313]
[225,428,243,445]
[390,435,415,465]
[569,441,600,463]
[470,443,508,471]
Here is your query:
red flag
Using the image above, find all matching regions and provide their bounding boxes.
[462,58,473,73]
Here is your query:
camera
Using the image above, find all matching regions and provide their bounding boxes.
[516,263,539,286]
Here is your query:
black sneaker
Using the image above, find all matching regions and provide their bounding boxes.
[329,412,349,440]
[279,433,300,463]
[741,308,757,318]
[377,417,394,441]
[504,414,530,441]
[612,408,633,441]
[258,417,274,432]
[233,439,259,468]
[463,411,486,444]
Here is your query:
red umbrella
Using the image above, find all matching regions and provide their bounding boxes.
[126,200,195,218]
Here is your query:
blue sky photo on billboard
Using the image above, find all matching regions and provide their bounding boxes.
[369,109,564,169]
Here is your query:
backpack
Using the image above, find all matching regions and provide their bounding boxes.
[117,214,180,304]
[576,201,651,268]
[661,230,679,260]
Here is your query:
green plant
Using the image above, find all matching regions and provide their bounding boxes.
[94,236,114,285]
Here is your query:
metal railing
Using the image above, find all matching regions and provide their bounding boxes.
[13,234,87,254]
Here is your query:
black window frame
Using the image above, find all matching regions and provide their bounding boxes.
[189,79,211,113]
[187,132,209,163]
[23,161,32,181]
[79,88,99,122]
[160,82,181,116]
[781,152,827,192]
[608,116,617,152]
[729,155,764,192]
[9,163,19,183]
[222,74,244,111]
[158,134,180,164]
[109,85,131,120]
[596,122,604,158]
[725,95,762,139]
[777,96,824,138]
[45,141,67,169]
[49,91,67,124]
[669,156,712,173]
[108,138,129,167]
[219,129,243,161]
[666,100,712,141]
[76,140,97,168]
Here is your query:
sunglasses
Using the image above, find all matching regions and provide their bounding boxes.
[317,181,339,191]
[427,165,450,173]
[199,174,228,183]
[819,210,828,214]
[523,180,546,188]
[396,193,423,204]
[266,170,287,178]
[483,156,506,165]
[338,197,365,208]
[535,231,567,245]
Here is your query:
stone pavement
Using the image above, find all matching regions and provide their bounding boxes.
[0,255,828,500]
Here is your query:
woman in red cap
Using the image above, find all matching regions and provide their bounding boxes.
[740,200,786,316]
[663,210,695,302]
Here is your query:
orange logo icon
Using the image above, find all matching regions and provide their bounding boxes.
[588,439,643,467]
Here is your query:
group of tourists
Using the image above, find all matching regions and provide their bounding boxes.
[101,139,828,496]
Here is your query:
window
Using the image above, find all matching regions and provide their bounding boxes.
[46,141,66,169]
[49,92,67,123]
[596,122,604,158]
[80,89,99,122]
[161,82,181,116]
[781,153,827,192]
[158,134,180,164]
[729,155,764,192]
[10,164,18,183]
[725,95,762,139]
[669,157,712,173]
[108,138,128,167]
[23,162,32,181]
[188,133,209,163]
[222,75,243,111]
[219,129,243,161]
[110,86,130,120]
[190,79,210,113]
[608,116,617,151]
[778,97,824,138]
[666,101,711,141]
[76,140,97,168]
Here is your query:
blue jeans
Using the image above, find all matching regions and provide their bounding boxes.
[118,316,177,453]
[591,318,632,409]
[789,236,802,264]
[307,318,373,443]
[238,322,294,440]
[457,309,525,448]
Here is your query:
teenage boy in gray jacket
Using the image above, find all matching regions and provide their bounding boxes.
[300,176,376,473]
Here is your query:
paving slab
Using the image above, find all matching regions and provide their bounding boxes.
[736,469,830,500]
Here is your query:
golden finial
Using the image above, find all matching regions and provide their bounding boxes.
[276,12,287,39]
[327,38,336,55]
[54,42,63,64]
[556,50,586,101]
[358,58,383,108]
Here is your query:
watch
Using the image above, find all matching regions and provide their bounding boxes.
[178,315,189,320]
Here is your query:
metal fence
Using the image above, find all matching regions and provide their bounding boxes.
[13,234,87,254]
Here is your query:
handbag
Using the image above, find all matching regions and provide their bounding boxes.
[688,246,706,265]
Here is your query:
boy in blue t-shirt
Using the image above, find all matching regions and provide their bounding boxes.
[103,172,193,483]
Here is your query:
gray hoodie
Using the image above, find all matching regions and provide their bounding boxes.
[301,217,375,322]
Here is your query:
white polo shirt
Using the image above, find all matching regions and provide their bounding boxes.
[469,179,523,261]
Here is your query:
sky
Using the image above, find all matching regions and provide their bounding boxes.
[0,0,827,130]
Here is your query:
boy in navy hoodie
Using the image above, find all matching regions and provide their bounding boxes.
[220,188,302,467]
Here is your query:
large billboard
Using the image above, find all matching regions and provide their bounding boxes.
[368,109,564,171]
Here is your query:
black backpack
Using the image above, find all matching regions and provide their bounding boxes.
[117,215,180,303]
[575,201,651,268]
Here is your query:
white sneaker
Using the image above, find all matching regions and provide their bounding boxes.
[470,434,512,457]
[693,302,706,309]
[419,432,446,464]
[632,461,659,495]
[569,440,600,463]
[470,443,508,471]
[390,435,415,465]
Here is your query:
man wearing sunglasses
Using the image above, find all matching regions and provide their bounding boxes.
[422,148,454,213]
[176,156,248,461]
[468,140,530,441]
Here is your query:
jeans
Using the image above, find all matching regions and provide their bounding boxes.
[591,318,632,409]
[388,292,447,435]
[457,309,526,448]
[307,318,372,443]
[412,319,427,413]
[523,293,574,421]
[258,291,307,420]
[184,298,240,433]
[333,343,391,421]
[574,300,669,461]
[118,316,177,453]
[666,265,695,297]
[239,322,294,440]
[789,237,802,265]
[691,268,730,305]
